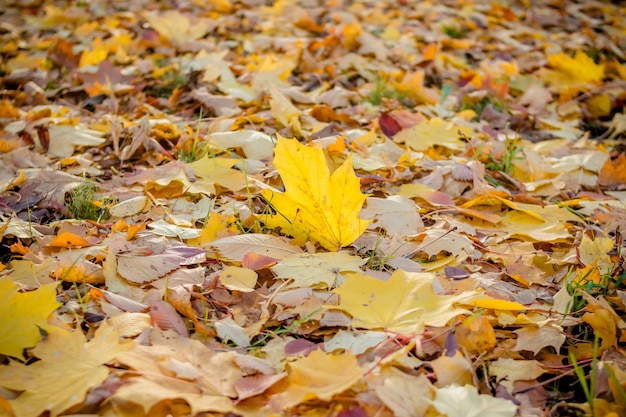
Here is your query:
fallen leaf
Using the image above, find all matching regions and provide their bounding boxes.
[431,384,517,417]
[219,266,258,292]
[393,117,473,152]
[598,154,626,188]
[360,195,423,235]
[374,369,432,417]
[513,325,566,355]
[489,358,545,393]
[331,270,471,334]
[210,233,303,262]
[269,349,362,410]
[261,136,370,251]
[0,320,132,417]
[539,50,604,90]
[271,252,366,289]
[0,279,61,359]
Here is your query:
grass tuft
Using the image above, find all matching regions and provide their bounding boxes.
[66,182,111,222]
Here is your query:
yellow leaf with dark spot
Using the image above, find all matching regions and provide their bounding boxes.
[0,279,61,359]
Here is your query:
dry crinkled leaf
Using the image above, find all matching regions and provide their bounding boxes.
[115,328,241,407]
[513,325,566,355]
[269,87,302,127]
[189,155,248,192]
[208,130,275,160]
[360,195,423,235]
[489,358,546,392]
[0,320,132,417]
[261,136,370,251]
[582,308,617,352]
[145,10,213,45]
[210,233,303,262]
[215,317,251,347]
[331,270,471,334]
[271,252,366,289]
[454,315,497,354]
[147,219,202,239]
[418,228,474,258]
[324,330,388,355]
[578,234,614,274]
[1,217,45,239]
[116,246,204,283]
[0,279,61,359]
[431,384,517,417]
[5,258,57,289]
[269,349,362,410]
[430,352,474,387]
[374,368,432,417]
[110,373,234,415]
[46,124,106,158]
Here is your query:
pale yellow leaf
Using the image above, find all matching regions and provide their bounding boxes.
[432,384,517,417]
[393,118,472,151]
[374,368,432,417]
[489,358,545,392]
[219,266,258,292]
[271,252,366,289]
[331,270,471,334]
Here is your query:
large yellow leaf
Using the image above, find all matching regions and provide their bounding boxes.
[0,320,133,417]
[261,136,369,251]
[269,349,362,410]
[539,50,604,90]
[331,270,470,334]
[0,279,61,359]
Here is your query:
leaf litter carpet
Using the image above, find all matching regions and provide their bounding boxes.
[1,0,626,416]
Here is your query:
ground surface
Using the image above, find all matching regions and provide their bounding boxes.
[1,1,626,416]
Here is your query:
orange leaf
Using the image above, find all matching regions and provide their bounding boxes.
[9,240,29,255]
[598,154,626,187]
[50,232,91,248]
[422,43,438,61]
[455,315,496,353]
[126,223,146,240]
[111,219,128,233]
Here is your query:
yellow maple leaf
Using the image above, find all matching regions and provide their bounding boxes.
[0,320,133,417]
[393,117,473,152]
[0,279,61,359]
[392,71,440,105]
[331,270,470,334]
[269,349,362,410]
[579,234,614,274]
[79,37,108,68]
[540,50,604,90]
[261,136,369,251]
[189,155,248,193]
